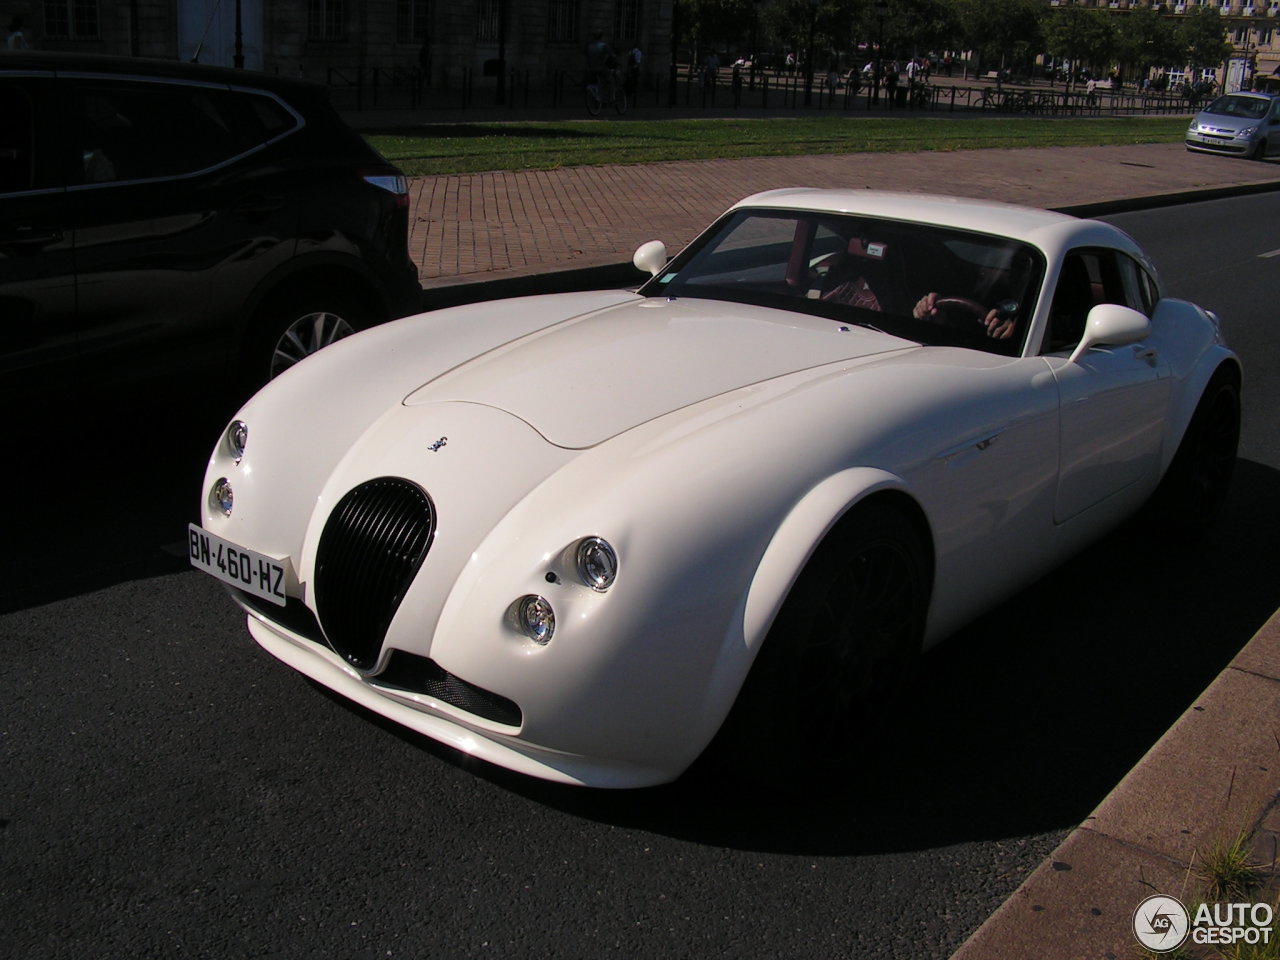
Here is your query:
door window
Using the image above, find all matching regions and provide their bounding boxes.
[1042,248,1155,354]
[71,79,252,184]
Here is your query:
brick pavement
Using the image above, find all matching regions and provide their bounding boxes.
[405,140,1280,289]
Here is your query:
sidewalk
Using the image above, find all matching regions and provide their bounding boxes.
[392,131,1280,959]
[399,137,1280,295]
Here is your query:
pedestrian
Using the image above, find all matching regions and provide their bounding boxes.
[884,66,898,108]
[625,42,641,100]
[585,31,616,90]
[5,16,29,50]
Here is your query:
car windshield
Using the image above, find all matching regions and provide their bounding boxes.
[642,209,1045,356]
[1204,95,1270,119]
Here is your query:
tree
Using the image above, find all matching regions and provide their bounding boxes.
[1042,5,1117,87]
[1114,6,1182,86]
[953,0,1044,77]
[1178,5,1232,76]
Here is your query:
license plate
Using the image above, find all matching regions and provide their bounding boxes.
[187,523,287,607]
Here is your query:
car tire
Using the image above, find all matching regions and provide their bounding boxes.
[247,286,370,390]
[715,500,929,784]
[1146,367,1240,541]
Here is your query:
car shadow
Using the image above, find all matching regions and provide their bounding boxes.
[11,397,1278,856]
[2,396,220,615]
[441,457,1280,854]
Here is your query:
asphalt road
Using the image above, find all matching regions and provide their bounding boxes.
[3,193,1278,960]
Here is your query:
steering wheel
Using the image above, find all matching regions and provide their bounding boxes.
[932,296,988,320]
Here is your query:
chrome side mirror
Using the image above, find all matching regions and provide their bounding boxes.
[1068,303,1151,364]
[632,239,668,278]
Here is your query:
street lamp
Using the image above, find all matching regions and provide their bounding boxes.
[804,0,819,106]
[873,2,889,104]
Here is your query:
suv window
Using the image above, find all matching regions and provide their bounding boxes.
[72,79,251,184]
[0,84,35,193]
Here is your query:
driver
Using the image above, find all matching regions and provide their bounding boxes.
[912,292,1015,340]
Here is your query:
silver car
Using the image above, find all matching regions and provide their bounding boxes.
[1186,91,1280,160]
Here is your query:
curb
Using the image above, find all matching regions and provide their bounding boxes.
[951,611,1280,960]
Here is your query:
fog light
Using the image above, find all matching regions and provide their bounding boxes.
[517,595,555,644]
[226,420,248,462]
[212,478,234,516]
[576,537,618,592]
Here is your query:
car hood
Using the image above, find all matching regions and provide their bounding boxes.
[1193,110,1259,133]
[403,296,916,448]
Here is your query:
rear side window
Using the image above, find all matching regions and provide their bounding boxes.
[71,79,252,184]
[234,91,298,143]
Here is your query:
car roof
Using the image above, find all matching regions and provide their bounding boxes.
[0,50,322,99]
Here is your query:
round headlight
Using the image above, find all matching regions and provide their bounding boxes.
[212,477,234,516]
[226,420,248,461]
[517,596,555,644]
[576,537,618,592]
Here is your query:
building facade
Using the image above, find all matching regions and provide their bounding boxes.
[1051,0,1280,90]
[7,2,673,94]
[7,2,1273,96]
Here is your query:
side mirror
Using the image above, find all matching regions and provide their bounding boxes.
[633,239,668,278]
[1068,303,1151,364]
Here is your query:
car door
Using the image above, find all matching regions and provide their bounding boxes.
[1040,248,1170,524]
[0,72,75,409]
[63,73,299,406]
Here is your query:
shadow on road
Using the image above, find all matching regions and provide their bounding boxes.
[11,386,1278,855]
[458,458,1280,854]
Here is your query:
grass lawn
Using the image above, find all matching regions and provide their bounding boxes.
[364,115,1191,177]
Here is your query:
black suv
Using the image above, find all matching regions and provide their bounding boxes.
[0,52,421,414]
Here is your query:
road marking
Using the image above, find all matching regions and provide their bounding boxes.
[1260,248,1280,259]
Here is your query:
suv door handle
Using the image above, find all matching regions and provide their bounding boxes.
[0,222,62,248]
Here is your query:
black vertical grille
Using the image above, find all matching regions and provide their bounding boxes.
[314,477,436,671]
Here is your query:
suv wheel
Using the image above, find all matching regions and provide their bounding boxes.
[249,287,370,388]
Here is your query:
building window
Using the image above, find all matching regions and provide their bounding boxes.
[1234,25,1249,42]
[613,0,640,43]
[308,0,345,41]
[477,0,500,41]
[397,0,431,42]
[548,0,577,43]
[43,0,99,40]
[1260,26,1274,45]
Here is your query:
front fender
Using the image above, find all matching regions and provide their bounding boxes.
[740,467,907,654]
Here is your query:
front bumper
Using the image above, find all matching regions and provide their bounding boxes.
[237,592,676,789]
[1185,131,1253,156]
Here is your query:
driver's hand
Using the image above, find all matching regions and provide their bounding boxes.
[912,292,938,320]
[983,308,1015,340]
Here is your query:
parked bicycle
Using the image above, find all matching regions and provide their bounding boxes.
[587,68,627,116]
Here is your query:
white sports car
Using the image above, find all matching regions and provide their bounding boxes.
[189,190,1240,788]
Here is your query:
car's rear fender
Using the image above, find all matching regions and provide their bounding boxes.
[1148,299,1241,473]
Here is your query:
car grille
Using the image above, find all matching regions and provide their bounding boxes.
[314,477,436,670]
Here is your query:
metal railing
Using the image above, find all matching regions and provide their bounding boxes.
[324,64,1196,119]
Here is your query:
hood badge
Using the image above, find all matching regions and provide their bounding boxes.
[428,436,448,452]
